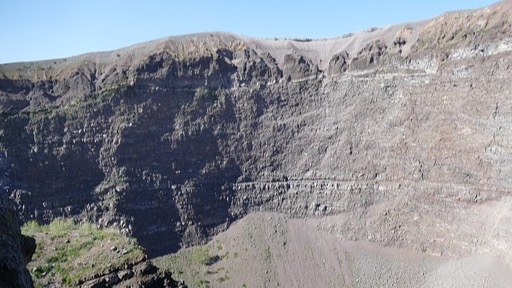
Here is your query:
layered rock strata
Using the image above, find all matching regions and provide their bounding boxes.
[0,1,512,264]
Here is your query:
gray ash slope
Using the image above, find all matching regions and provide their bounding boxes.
[1,0,512,264]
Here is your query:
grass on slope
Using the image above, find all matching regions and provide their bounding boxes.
[22,218,144,288]
[153,243,236,288]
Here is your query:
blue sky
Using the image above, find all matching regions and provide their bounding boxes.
[0,0,498,64]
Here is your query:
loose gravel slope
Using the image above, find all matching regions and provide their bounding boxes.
[155,212,512,288]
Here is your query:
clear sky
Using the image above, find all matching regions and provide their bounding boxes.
[0,0,498,64]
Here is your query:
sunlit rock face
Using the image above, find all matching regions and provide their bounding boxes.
[1,2,512,263]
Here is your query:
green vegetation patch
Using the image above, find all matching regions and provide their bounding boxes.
[22,218,144,287]
[153,244,227,288]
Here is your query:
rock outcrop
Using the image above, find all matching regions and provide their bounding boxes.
[0,1,512,269]
[77,255,186,288]
[0,196,35,288]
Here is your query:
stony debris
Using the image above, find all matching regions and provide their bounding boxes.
[78,255,186,288]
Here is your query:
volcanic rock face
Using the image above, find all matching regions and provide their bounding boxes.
[0,196,35,288]
[1,1,512,268]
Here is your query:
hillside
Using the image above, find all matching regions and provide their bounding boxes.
[1,1,512,287]
[155,212,512,288]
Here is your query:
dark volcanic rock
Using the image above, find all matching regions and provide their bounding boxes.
[232,49,282,85]
[78,256,186,288]
[0,196,35,288]
[328,51,350,75]
[350,40,388,69]
[282,53,318,80]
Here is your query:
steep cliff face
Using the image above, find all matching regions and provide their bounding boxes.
[1,2,512,261]
[0,196,35,288]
